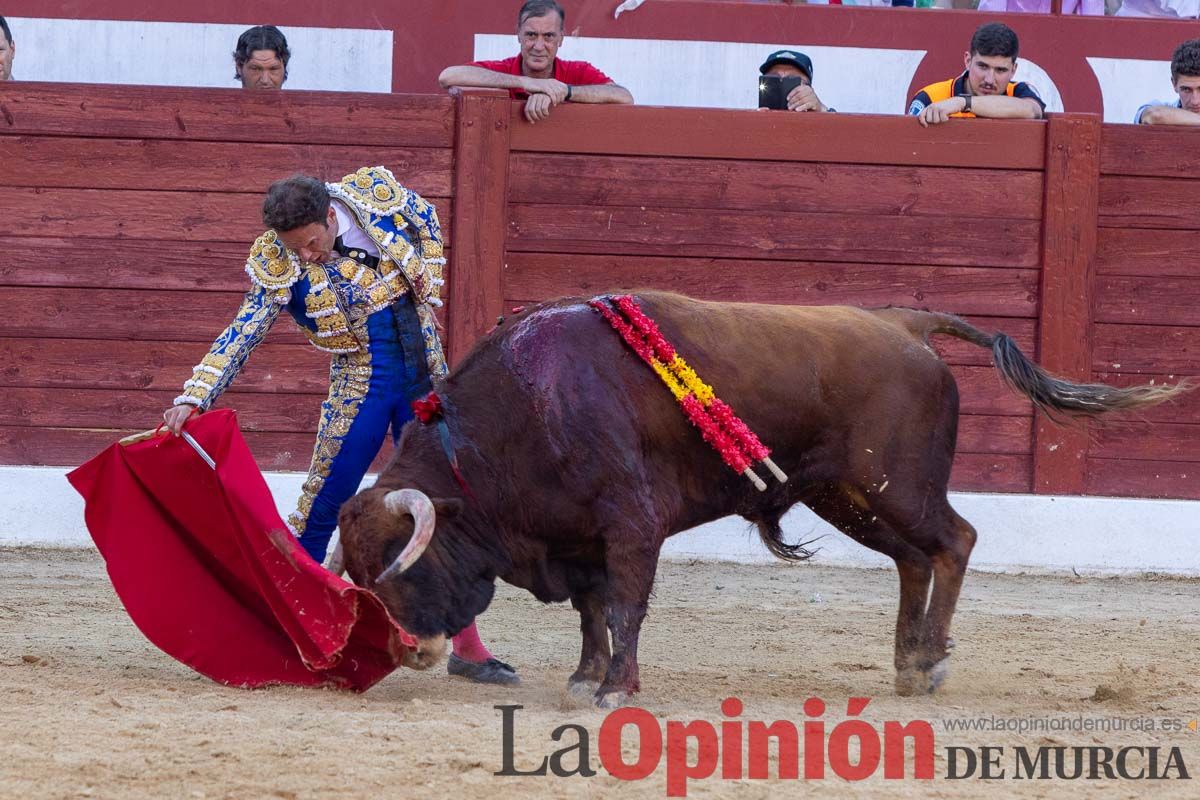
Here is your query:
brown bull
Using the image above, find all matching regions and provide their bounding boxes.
[333,292,1189,706]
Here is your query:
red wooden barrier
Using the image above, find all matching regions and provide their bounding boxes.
[0,83,1196,501]
[0,83,455,472]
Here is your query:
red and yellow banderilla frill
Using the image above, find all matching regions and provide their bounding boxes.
[588,295,787,491]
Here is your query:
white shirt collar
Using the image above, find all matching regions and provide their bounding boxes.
[331,200,377,253]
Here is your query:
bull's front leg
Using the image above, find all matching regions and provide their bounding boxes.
[595,540,659,709]
[567,588,611,699]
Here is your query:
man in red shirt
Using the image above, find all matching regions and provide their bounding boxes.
[438,0,633,123]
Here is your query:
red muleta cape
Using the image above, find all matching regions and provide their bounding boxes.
[67,409,416,691]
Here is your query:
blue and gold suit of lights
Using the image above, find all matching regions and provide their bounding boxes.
[174,166,449,562]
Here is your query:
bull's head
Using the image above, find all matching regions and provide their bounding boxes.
[335,486,497,670]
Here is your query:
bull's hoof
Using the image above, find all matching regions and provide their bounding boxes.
[894,657,951,696]
[567,678,600,700]
[595,690,633,709]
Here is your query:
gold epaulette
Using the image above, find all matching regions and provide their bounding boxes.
[328,166,409,217]
[244,230,300,302]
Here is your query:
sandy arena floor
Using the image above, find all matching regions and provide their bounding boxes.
[1,547,1197,799]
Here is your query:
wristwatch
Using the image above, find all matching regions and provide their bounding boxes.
[957,94,972,113]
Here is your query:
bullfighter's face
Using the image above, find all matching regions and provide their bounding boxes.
[277,206,338,265]
[517,12,563,79]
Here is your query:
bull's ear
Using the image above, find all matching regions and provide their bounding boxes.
[433,498,464,519]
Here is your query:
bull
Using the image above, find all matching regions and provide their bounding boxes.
[332,292,1189,706]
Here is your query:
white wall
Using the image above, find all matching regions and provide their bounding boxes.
[1089,56,1176,123]
[7,17,393,92]
[5,466,1198,575]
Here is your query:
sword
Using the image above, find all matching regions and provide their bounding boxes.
[180,431,216,470]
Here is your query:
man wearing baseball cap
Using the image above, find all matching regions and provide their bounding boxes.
[759,49,834,113]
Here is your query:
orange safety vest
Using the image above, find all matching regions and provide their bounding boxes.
[917,77,1017,118]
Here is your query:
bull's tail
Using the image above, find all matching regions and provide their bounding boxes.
[750,511,818,563]
[887,309,1195,419]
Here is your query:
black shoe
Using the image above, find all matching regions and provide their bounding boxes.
[446,653,520,686]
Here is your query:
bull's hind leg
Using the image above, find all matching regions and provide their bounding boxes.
[595,534,661,708]
[867,491,976,696]
[899,506,977,695]
[800,484,934,692]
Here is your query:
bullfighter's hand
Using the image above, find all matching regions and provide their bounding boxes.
[524,92,554,123]
[786,84,826,113]
[523,77,569,105]
[162,405,197,436]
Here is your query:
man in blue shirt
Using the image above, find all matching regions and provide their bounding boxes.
[1136,39,1200,126]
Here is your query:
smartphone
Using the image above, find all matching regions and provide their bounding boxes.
[758,74,807,111]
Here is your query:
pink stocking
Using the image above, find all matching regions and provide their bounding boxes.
[451,619,494,663]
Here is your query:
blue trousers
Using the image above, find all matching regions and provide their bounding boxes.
[289,301,432,563]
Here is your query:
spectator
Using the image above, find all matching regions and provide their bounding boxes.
[908,23,1045,127]
[759,49,834,113]
[0,17,14,81]
[1136,39,1200,126]
[233,25,289,90]
[438,0,633,123]
[1106,0,1199,17]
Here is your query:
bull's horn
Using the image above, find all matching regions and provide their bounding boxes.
[376,489,437,584]
[326,541,346,577]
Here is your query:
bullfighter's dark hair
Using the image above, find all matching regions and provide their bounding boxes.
[233,24,290,81]
[262,175,330,232]
[1171,38,1200,82]
[518,0,565,28]
[969,22,1019,61]
[0,17,12,46]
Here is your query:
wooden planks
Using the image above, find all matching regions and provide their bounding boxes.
[0,83,456,474]
[1094,324,1200,375]
[0,82,455,147]
[510,104,1047,169]
[1094,275,1200,327]
[0,387,326,432]
[0,137,453,196]
[1033,114,1101,495]
[503,254,1038,317]
[1099,123,1200,179]
[508,154,1044,219]
[1091,123,1200,501]
[1096,228,1200,278]
[0,188,452,244]
[957,415,1033,455]
[1087,458,1199,500]
[446,89,511,366]
[0,287,307,343]
[2,82,1194,505]
[506,204,1041,267]
[950,454,1033,493]
[1098,175,1200,230]
[0,239,271,291]
[0,338,331,394]
[1089,422,1200,463]
[0,425,361,472]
